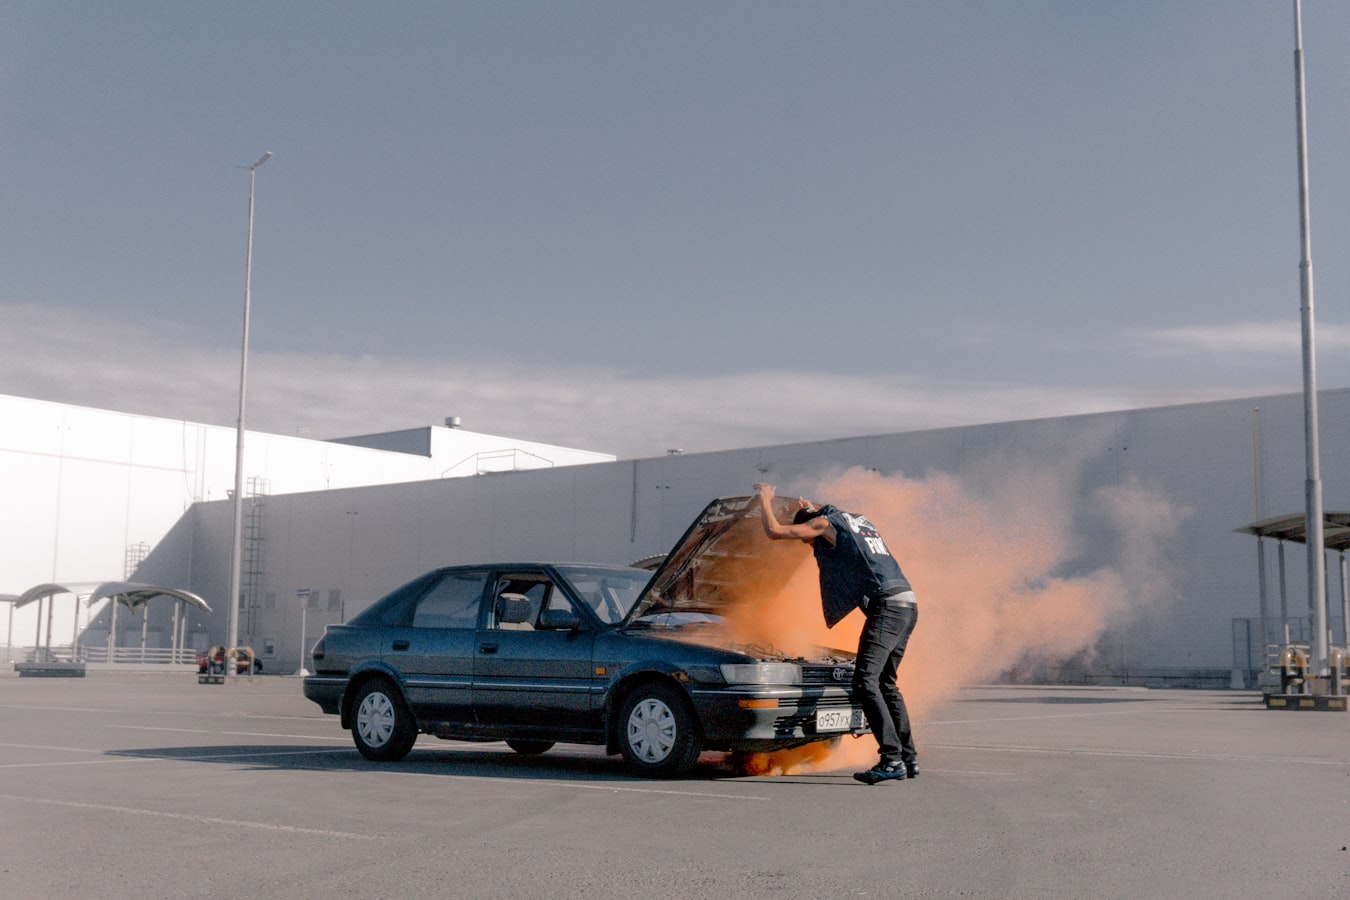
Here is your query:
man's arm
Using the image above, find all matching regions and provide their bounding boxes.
[753,483,832,542]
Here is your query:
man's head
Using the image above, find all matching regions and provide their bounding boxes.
[793,506,825,526]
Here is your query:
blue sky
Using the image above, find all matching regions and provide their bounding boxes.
[4,1,1350,459]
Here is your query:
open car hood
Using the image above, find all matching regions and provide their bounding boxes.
[624,494,807,626]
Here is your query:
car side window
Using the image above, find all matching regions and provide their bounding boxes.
[543,588,572,615]
[411,572,486,629]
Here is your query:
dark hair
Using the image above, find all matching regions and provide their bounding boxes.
[793,506,825,526]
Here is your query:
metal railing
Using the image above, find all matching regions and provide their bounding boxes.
[5,644,199,666]
[441,448,554,477]
[85,646,200,665]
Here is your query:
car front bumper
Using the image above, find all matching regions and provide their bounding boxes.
[687,685,868,751]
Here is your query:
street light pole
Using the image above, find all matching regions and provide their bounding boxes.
[226,151,272,675]
[1291,2,1328,677]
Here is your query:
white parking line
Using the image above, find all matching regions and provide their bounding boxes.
[108,724,348,741]
[275,756,773,800]
[923,707,1157,726]
[0,793,379,840]
[0,702,328,723]
[0,757,156,769]
[930,742,1346,766]
[0,741,103,754]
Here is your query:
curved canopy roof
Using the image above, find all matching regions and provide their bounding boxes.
[1235,512,1350,552]
[11,582,211,612]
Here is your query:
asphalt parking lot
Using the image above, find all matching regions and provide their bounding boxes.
[0,670,1345,899]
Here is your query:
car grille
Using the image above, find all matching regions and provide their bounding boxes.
[800,664,854,685]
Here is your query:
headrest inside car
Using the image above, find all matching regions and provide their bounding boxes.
[497,593,533,625]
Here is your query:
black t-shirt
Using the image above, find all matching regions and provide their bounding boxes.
[811,505,912,628]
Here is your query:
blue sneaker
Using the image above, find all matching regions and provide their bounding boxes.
[853,760,907,784]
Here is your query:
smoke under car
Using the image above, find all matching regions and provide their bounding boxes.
[302,495,867,777]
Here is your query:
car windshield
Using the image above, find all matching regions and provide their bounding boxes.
[557,566,652,625]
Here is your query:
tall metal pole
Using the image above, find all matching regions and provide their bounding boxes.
[1340,552,1349,647]
[1292,2,1328,677]
[1252,408,1270,652]
[1279,542,1290,644]
[296,600,309,677]
[227,151,272,675]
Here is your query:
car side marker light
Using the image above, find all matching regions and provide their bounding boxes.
[738,698,779,709]
[594,666,607,676]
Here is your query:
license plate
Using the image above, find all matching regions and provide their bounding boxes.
[815,707,866,733]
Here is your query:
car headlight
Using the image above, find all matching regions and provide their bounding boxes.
[719,663,801,685]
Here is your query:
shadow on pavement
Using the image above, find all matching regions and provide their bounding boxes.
[104,742,756,783]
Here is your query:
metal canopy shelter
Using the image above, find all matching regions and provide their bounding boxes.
[11,582,211,664]
[1235,513,1350,651]
[1235,512,1350,548]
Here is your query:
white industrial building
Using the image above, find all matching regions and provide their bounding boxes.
[0,392,613,662]
[4,388,1348,687]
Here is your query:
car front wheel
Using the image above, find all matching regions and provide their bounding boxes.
[618,683,702,778]
[351,679,417,761]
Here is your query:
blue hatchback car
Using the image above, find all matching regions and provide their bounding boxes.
[302,495,867,777]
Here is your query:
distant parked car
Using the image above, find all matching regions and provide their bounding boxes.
[303,495,868,777]
[198,646,263,674]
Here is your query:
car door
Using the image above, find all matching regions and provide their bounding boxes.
[472,570,599,734]
[384,569,487,724]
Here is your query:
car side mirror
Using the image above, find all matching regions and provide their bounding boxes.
[538,608,582,630]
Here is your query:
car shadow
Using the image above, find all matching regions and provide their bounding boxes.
[103,742,757,783]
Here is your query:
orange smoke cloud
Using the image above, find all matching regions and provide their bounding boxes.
[722,464,1185,775]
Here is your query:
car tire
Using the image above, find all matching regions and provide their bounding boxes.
[505,739,555,755]
[351,679,417,761]
[617,682,702,778]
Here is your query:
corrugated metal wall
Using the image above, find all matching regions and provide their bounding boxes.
[149,389,1350,685]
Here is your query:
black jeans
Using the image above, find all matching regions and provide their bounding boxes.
[852,597,918,765]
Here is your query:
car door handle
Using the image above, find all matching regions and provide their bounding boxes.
[391,640,410,651]
[479,643,498,654]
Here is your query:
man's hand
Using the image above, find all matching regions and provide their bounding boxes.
[753,483,831,544]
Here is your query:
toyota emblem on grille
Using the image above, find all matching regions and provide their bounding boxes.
[831,667,849,682]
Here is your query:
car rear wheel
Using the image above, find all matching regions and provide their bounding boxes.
[618,683,702,778]
[351,679,417,761]
[505,739,555,755]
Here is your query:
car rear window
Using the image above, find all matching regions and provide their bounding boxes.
[411,571,487,629]
[346,571,439,627]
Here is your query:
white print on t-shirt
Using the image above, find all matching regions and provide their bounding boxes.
[841,512,892,558]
